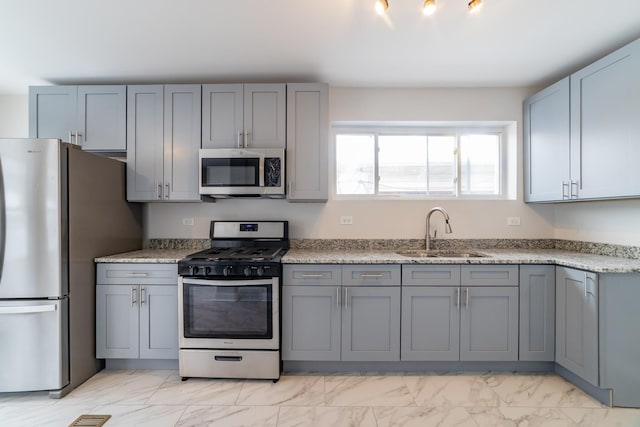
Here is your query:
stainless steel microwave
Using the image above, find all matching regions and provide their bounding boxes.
[199,148,285,197]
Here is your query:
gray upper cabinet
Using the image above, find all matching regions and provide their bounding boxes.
[29,85,126,152]
[524,37,640,202]
[523,78,570,202]
[127,85,201,202]
[202,84,285,149]
[555,267,599,386]
[570,38,640,200]
[286,83,329,201]
[519,266,555,361]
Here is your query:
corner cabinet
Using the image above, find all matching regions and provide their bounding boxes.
[523,78,570,202]
[127,85,201,202]
[524,37,640,203]
[519,265,555,361]
[286,83,329,201]
[555,267,598,386]
[29,85,127,152]
[96,263,179,360]
[202,84,286,149]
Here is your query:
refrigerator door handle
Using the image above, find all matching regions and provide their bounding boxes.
[0,304,57,314]
[0,157,6,282]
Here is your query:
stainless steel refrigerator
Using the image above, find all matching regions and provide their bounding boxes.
[0,138,142,397]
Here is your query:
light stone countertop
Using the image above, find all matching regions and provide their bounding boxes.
[96,247,640,273]
[282,249,640,274]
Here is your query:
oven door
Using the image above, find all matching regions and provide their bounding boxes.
[178,277,279,350]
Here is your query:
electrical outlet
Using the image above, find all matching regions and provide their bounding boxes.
[182,217,194,226]
[340,215,353,225]
[507,217,521,226]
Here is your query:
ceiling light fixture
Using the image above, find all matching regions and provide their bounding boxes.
[375,0,389,15]
[422,0,436,16]
[375,0,483,15]
[468,0,482,13]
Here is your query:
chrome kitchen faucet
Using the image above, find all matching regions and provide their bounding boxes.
[426,207,453,251]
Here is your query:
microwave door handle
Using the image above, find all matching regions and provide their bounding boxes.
[259,157,265,187]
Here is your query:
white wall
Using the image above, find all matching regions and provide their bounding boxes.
[0,95,28,137]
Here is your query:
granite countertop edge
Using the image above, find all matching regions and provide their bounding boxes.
[95,248,640,274]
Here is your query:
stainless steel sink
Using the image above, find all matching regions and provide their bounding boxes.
[397,250,487,258]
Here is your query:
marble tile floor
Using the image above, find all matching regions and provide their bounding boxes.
[1,370,640,426]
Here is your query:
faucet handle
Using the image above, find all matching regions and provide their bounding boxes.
[433,230,438,239]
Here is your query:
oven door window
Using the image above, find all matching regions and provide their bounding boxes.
[183,282,272,339]
[201,158,260,187]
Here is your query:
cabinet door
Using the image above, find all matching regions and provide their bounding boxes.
[28,86,76,140]
[96,284,139,359]
[401,286,460,361]
[342,287,400,361]
[282,285,341,361]
[163,85,201,201]
[523,77,571,202]
[77,85,126,152]
[556,267,599,386]
[139,285,178,359]
[519,266,555,361]
[126,85,164,201]
[570,38,640,199]
[202,84,243,148]
[460,286,519,361]
[286,83,329,201]
[244,84,286,148]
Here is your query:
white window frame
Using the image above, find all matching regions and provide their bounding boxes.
[332,123,509,201]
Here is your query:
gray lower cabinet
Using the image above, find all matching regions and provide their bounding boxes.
[401,265,519,362]
[29,85,127,152]
[96,264,178,360]
[286,83,329,201]
[127,85,201,202]
[282,264,401,362]
[519,266,555,361]
[555,266,599,386]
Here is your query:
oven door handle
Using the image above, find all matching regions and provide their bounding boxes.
[180,277,275,287]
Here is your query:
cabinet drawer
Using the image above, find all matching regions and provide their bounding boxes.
[402,265,461,286]
[342,265,401,286]
[96,263,178,285]
[283,265,342,286]
[461,265,518,287]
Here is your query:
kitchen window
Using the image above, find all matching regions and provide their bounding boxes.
[334,125,508,199]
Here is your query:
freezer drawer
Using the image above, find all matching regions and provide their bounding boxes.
[0,299,68,392]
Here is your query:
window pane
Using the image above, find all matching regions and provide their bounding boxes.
[378,135,427,194]
[460,134,500,195]
[336,134,375,194]
[427,136,456,194]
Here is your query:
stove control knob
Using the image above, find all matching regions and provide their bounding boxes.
[223,266,232,277]
[256,266,264,277]
[244,267,252,277]
[204,266,211,276]
[192,266,200,275]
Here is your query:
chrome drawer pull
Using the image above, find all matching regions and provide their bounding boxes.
[301,274,325,278]
[359,274,385,278]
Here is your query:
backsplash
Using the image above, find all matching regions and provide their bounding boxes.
[145,238,640,260]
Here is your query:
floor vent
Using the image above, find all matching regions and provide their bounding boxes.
[69,414,111,427]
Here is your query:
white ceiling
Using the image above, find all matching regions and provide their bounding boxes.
[1,0,639,94]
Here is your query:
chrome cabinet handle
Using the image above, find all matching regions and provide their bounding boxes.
[244,129,249,147]
[128,272,149,277]
[336,287,340,309]
[157,183,162,199]
[359,273,385,279]
[570,180,579,199]
[462,288,469,308]
[140,287,146,304]
[131,286,137,305]
[344,288,349,308]
[455,288,460,308]
[75,130,82,145]
[237,130,242,148]
[68,131,73,144]
[165,183,170,200]
[585,274,595,297]
[562,181,570,199]
[301,274,325,278]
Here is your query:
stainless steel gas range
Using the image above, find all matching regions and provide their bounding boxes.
[177,221,289,381]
